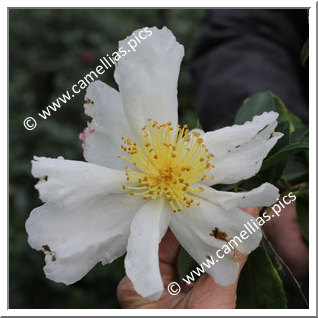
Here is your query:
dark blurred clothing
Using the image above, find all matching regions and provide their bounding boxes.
[191,9,309,131]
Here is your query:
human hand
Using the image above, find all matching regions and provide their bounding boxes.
[117,207,258,309]
[262,200,309,280]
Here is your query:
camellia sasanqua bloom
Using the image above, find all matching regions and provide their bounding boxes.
[26,26,282,301]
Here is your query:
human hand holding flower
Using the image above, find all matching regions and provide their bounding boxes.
[118,207,258,309]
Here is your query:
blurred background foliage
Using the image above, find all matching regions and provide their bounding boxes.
[9,9,206,309]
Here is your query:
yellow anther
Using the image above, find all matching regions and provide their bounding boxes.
[118,120,214,212]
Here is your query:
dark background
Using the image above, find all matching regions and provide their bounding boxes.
[9,9,205,309]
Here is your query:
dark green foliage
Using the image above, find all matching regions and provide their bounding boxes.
[237,242,287,308]
[232,92,309,191]
[232,92,309,308]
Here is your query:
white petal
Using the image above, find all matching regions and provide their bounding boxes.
[208,133,282,185]
[31,156,125,205]
[198,183,279,211]
[27,156,140,284]
[203,112,279,159]
[201,112,282,185]
[114,27,184,138]
[125,197,171,300]
[81,80,131,170]
[26,193,141,285]
[170,197,262,285]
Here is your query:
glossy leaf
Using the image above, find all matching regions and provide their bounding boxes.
[235,92,290,125]
[262,142,309,170]
[236,242,287,308]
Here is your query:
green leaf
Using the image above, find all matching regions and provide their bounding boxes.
[262,142,309,170]
[294,188,309,241]
[262,237,309,308]
[177,247,196,278]
[234,92,308,184]
[239,175,266,191]
[282,155,309,182]
[291,125,309,143]
[300,38,309,67]
[235,92,289,125]
[236,242,287,308]
[234,91,303,134]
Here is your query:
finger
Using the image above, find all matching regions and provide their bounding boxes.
[158,228,181,285]
[262,201,309,279]
[241,206,262,218]
[117,275,155,308]
[175,250,247,309]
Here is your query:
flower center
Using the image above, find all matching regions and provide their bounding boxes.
[119,119,215,212]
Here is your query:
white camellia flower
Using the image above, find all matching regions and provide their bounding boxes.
[26,26,282,301]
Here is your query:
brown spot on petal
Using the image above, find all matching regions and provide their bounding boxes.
[39,175,48,182]
[210,227,228,241]
[42,244,51,252]
[84,97,95,105]
[42,245,56,262]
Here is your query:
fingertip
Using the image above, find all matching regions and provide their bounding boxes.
[241,206,262,218]
[159,228,180,266]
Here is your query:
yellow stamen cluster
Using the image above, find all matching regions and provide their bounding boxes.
[118,119,215,212]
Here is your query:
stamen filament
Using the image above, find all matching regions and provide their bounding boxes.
[119,120,214,212]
